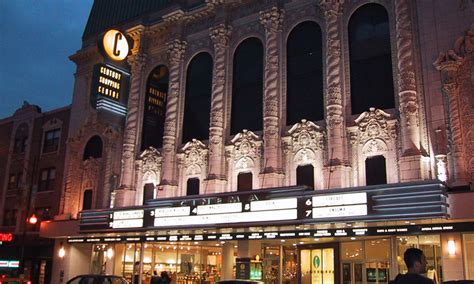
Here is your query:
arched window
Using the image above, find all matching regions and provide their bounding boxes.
[237,172,253,192]
[349,3,394,115]
[182,53,213,143]
[231,38,263,134]
[287,21,324,125]
[365,155,387,185]
[186,178,200,196]
[296,164,314,189]
[82,189,93,210]
[142,65,169,150]
[83,136,103,160]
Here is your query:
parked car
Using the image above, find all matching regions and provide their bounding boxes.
[66,275,128,284]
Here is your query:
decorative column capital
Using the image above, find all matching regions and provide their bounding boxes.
[127,52,147,72]
[434,50,464,88]
[259,7,284,33]
[126,25,146,56]
[167,39,187,63]
[320,0,344,16]
[210,24,232,48]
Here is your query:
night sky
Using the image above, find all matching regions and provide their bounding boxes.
[0,0,93,118]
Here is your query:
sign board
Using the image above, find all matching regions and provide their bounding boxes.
[90,64,130,116]
[79,181,448,233]
[102,29,130,61]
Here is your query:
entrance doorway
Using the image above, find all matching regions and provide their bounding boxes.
[299,244,339,284]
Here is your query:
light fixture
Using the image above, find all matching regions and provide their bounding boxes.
[58,242,66,258]
[447,240,456,255]
[107,247,114,259]
[28,214,38,225]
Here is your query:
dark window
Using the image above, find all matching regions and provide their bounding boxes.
[83,136,103,160]
[365,155,387,185]
[287,21,324,125]
[296,165,314,189]
[186,178,200,196]
[237,172,253,192]
[182,52,213,143]
[43,128,61,153]
[82,189,93,210]
[38,168,56,192]
[349,3,394,115]
[2,209,17,226]
[8,174,16,189]
[16,172,22,188]
[231,38,264,134]
[143,183,155,204]
[142,65,169,150]
[14,137,28,153]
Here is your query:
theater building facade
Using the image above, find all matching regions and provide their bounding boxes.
[41,0,474,283]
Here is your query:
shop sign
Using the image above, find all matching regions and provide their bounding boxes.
[102,29,129,61]
[0,260,19,268]
[0,233,13,242]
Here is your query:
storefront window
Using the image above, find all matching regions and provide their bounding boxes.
[463,233,474,279]
[397,235,441,283]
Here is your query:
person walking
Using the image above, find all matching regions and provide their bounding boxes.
[392,248,435,284]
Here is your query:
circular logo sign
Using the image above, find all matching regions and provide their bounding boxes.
[313,256,320,268]
[103,29,129,61]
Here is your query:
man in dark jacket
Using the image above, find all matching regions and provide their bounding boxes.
[392,248,435,284]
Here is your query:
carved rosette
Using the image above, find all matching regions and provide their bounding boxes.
[320,0,343,127]
[179,139,209,176]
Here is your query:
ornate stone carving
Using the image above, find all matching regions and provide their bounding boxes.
[230,130,262,163]
[140,147,162,173]
[362,139,387,155]
[179,139,208,176]
[287,120,324,152]
[454,23,474,55]
[354,108,395,144]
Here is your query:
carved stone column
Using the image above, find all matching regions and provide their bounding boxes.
[434,51,467,185]
[259,7,285,188]
[206,24,231,193]
[158,39,187,196]
[395,0,425,181]
[320,0,350,188]
[116,27,147,206]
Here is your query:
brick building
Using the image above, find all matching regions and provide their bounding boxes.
[0,102,70,283]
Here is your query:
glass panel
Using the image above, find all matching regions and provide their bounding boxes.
[312,249,323,284]
[263,246,280,283]
[300,249,311,284]
[322,248,334,284]
[354,263,363,284]
[365,239,390,260]
[464,233,474,279]
[283,246,297,284]
[341,241,364,260]
[342,263,351,284]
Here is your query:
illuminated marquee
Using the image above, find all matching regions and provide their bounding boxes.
[0,233,13,242]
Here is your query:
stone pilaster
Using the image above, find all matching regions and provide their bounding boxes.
[206,24,231,193]
[395,0,425,182]
[158,39,187,196]
[116,28,147,206]
[259,7,285,188]
[434,50,467,185]
[321,0,350,188]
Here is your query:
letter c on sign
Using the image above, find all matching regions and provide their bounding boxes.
[113,32,122,56]
[103,29,129,61]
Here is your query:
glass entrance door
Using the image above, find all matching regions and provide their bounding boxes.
[300,246,336,284]
[342,262,363,284]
